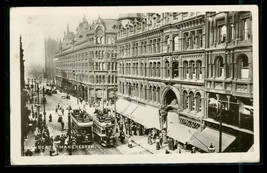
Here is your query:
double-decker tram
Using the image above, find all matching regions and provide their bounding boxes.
[90,108,116,147]
[71,109,94,145]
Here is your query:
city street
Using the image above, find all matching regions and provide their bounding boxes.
[24,86,152,156]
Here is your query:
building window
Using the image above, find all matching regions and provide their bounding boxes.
[165,61,170,78]
[241,17,251,40]
[218,25,226,44]
[157,62,161,77]
[183,61,189,79]
[173,35,179,51]
[140,63,143,76]
[196,60,202,80]
[215,56,224,78]
[195,93,201,112]
[183,91,188,109]
[237,54,249,79]
[189,91,194,111]
[172,62,179,78]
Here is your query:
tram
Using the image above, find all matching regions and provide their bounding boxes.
[90,108,116,147]
[71,109,94,144]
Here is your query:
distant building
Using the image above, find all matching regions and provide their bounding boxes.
[44,37,58,83]
[55,16,119,102]
[20,36,25,90]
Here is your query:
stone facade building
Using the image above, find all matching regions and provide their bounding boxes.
[55,16,119,103]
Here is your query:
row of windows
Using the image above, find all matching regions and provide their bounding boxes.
[88,36,116,45]
[118,82,161,103]
[95,75,117,84]
[118,29,203,58]
[208,14,252,47]
[207,54,250,79]
[93,62,117,71]
[182,91,202,112]
[118,13,201,38]
[118,60,203,80]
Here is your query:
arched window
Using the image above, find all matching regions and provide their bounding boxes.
[122,64,124,75]
[136,84,139,98]
[157,62,161,77]
[189,60,195,79]
[140,84,143,99]
[144,86,147,100]
[195,92,201,112]
[157,87,161,103]
[153,86,157,102]
[149,86,153,101]
[140,63,144,76]
[173,35,179,51]
[144,63,147,76]
[219,25,226,43]
[122,82,124,94]
[189,91,194,111]
[183,91,188,109]
[150,62,153,77]
[238,55,249,79]
[128,83,131,96]
[172,61,179,78]
[153,62,156,77]
[183,61,188,79]
[215,57,224,78]
[136,63,139,76]
[165,61,170,78]
[196,60,202,80]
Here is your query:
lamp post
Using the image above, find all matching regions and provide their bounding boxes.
[217,101,223,153]
[42,85,46,126]
[68,105,72,155]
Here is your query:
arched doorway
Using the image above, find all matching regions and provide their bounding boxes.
[164,89,178,106]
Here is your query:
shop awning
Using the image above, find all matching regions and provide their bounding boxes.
[122,102,139,118]
[189,127,236,153]
[116,99,131,114]
[130,104,161,130]
[167,112,197,143]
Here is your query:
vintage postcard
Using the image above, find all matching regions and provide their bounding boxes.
[9,5,260,165]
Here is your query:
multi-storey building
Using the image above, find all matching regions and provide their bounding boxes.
[116,12,254,153]
[45,37,58,83]
[116,12,207,146]
[55,16,119,103]
[194,11,253,152]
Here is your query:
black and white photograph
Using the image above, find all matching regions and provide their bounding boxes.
[9,5,260,165]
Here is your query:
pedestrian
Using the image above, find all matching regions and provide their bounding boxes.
[148,133,153,145]
[61,121,65,131]
[58,104,60,109]
[61,108,64,115]
[55,107,58,114]
[128,135,133,148]
[156,136,160,150]
[49,114,52,122]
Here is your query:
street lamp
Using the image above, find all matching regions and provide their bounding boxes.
[68,105,72,155]
[42,85,46,126]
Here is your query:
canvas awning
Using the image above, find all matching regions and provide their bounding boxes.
[116,99,131,114]
[167,112,197,143]
[130,104,161,130]
[122,102,139,118]
[189,127,236,153]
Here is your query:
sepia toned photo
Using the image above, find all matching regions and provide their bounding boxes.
[9,6,260,165]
